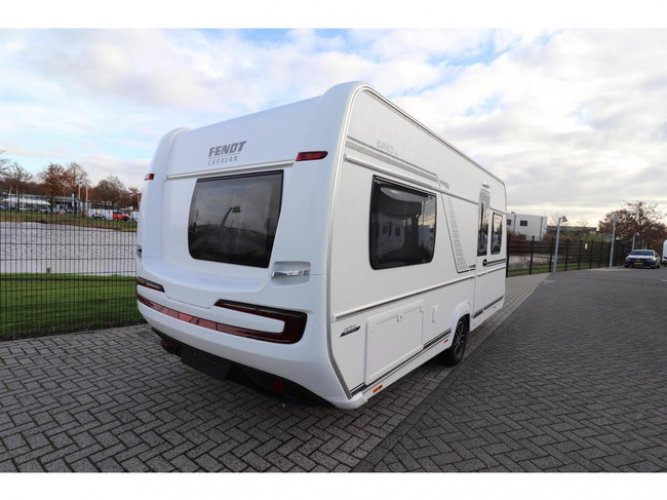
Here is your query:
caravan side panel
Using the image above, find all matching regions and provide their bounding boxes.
[328,89,499,397]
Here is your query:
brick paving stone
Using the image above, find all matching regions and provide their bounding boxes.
[42,458,70,472]
[353,270,667,472]
[3,272,664,472]
[0,460,17,472]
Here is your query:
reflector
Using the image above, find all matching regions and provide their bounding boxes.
[296,151,328,161]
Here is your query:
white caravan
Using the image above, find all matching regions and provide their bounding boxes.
[136,82,507,409]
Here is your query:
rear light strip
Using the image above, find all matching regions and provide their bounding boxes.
[136,277,165,292]
[137,294,306,344]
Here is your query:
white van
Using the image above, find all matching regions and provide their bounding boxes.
[136,82,507,409]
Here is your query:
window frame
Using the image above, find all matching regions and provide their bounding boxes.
[491,212,504,255]
[187,170,284,269]
[368,176,437,270]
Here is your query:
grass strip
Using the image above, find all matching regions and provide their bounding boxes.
[0,274,143,339]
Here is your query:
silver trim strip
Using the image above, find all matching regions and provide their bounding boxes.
[344,152,480,206]
[334,274,475,321]
[166,160,294,180]
[346,138,439,184]
[350,327,452,396]
[473,295,505,319]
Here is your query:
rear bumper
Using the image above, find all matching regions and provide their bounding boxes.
[136,285,352,407]
[153,328,330,404]
[625,260,658,268]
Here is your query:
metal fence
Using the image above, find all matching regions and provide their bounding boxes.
[0,211,637,339]
[507,234,633,276]
[0,211,139,339]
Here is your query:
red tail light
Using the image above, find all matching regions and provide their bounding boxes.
[137,293,307,344]
[136,276,165,292]
[144,173,155,181]
[296,151,328,162]
[215,300,307,344]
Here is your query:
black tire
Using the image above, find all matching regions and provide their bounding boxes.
[442,317,468,366]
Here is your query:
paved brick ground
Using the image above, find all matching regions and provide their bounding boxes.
[0,271,667,471]
[0,274,544,472]
[354,268,667,472]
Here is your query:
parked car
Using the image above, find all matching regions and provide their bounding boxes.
[624,249,661,269]
[113,211,130,221]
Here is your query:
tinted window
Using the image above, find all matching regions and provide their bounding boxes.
[491,212,503,255]
[369,177,436,270]
[188,171,283,268]
[477,191,490,256]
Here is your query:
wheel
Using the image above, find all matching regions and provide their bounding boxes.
[442,317,468,366]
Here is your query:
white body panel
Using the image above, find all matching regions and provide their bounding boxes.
[137,82,507,409]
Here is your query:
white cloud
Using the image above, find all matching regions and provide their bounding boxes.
[1,28,666,224]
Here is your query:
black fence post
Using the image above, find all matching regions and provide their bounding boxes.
[577,239,583,270]
[564,240,570,272]
[589,241,594,269]
[549,238,555,273]
[529,236,535,275]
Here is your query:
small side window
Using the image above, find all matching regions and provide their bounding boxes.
[369,177,436,270]
[477,191,490,256]
[491,213,503,255]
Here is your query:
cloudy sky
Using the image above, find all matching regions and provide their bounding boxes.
[1,4,667,226]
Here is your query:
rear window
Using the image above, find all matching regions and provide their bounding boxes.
[188,171,283,268]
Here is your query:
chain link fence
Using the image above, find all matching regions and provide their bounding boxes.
[1,211,139,339]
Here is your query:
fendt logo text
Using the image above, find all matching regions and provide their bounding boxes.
[208,141,247,165]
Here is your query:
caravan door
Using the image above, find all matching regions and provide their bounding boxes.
[473,189,504,324]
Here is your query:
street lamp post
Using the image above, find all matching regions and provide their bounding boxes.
[552,215,568,273]
[609,216,617,268]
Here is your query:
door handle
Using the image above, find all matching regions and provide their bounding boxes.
[483,259,488,267]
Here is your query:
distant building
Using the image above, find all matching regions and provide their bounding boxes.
[546,225,598,239]
[507,212,548,240]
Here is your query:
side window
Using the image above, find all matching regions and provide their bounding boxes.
[477,190,490,256]
[491,212,503,255]
[369,177,436,270]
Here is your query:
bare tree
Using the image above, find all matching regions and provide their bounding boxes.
[6,164,34,207]
[64,162,91,194]
[92,175,128,209]
[38,163,68,212]
[0,150,10,177]
[124,186,141,210]
[598,201,667,250]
